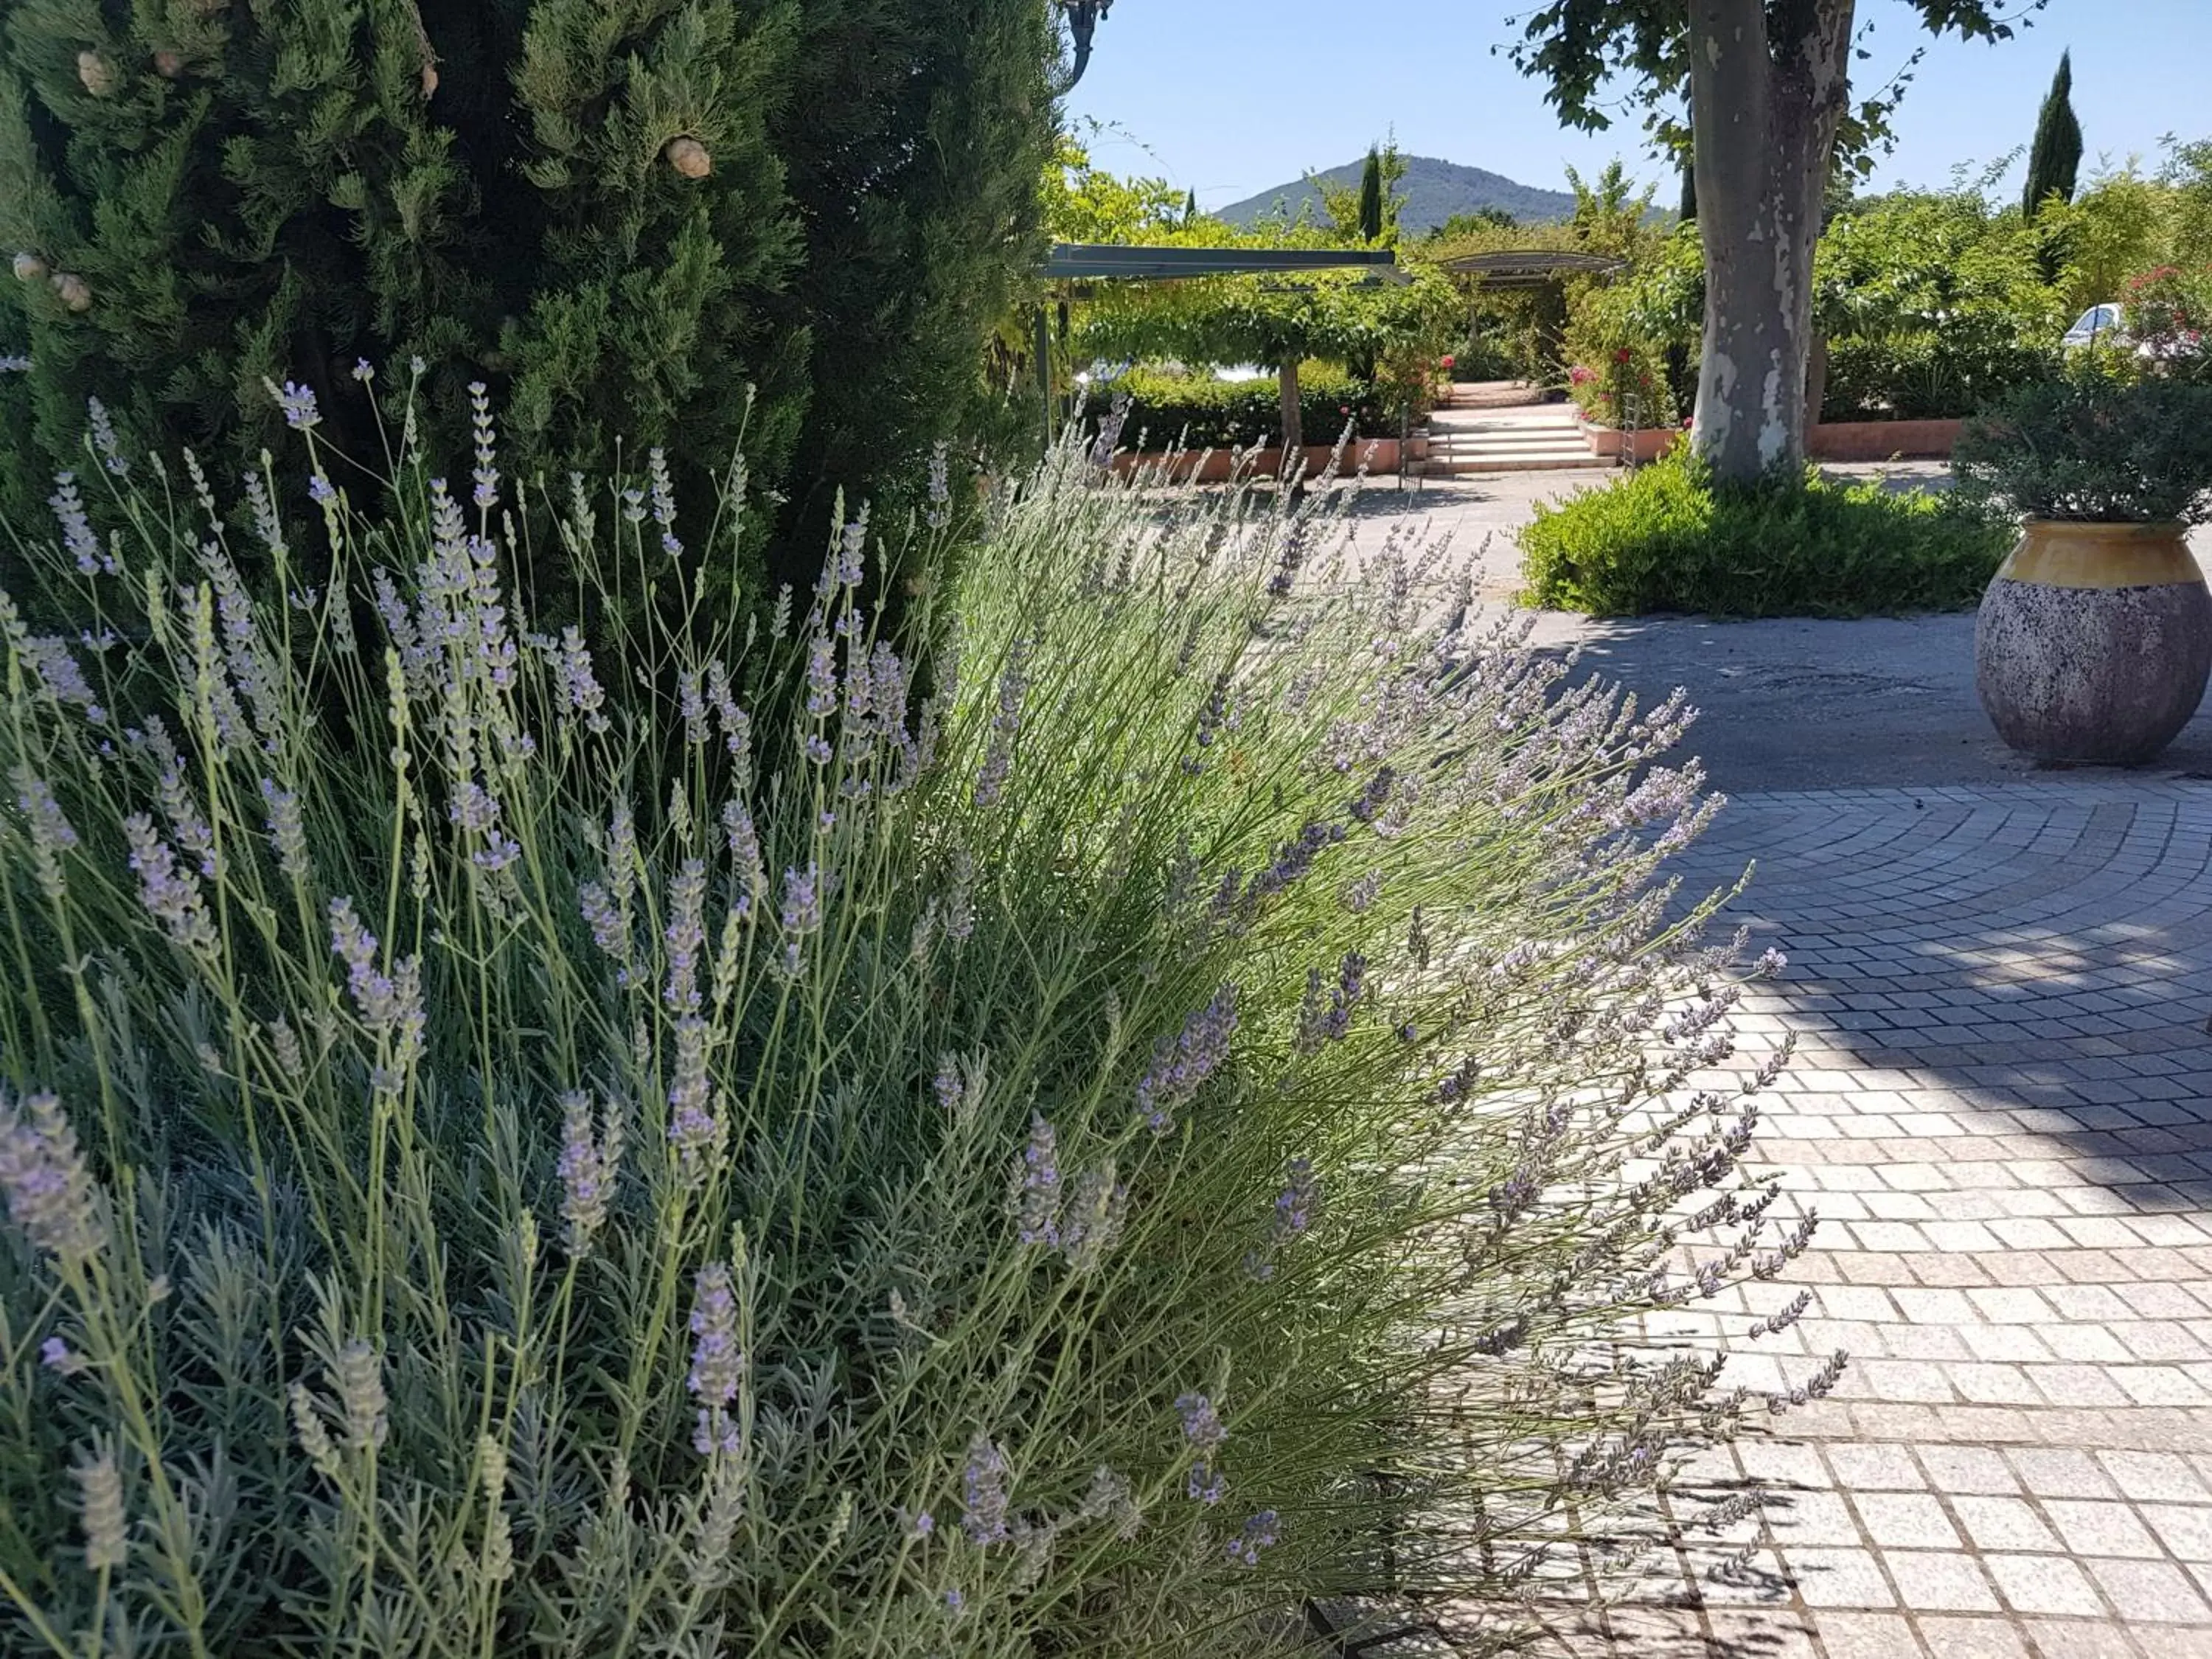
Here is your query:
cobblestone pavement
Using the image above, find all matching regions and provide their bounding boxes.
[1538,780,2212,1658]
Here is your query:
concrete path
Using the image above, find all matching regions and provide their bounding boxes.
[1335,473,2212,1655]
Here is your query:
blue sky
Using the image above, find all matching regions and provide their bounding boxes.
[1065,0,2212,210]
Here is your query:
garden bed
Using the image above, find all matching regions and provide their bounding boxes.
[1110,437,1406,482]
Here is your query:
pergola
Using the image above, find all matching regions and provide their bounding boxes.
[1436,248,1627,286]
[1034,243,1400,447]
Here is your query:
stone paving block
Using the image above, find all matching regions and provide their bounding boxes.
[1881,1548,2002,1613]
[2042,1501,2166,1559]
[2143,1506,2212,1562]
[2085,1557,2212,1622]
[1911,1615,2034,1657]
[1983,1554,2107,1617]
[1782,1545,1896,1608]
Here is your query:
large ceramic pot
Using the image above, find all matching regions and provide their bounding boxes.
[1975,519,2212,764]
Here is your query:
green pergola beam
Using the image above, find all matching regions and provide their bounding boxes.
[1044,243,1398,280]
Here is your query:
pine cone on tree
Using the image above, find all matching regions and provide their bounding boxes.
[153,49,185,78]
[11,253,47,283]
[50,273,91,312]
[665,136,712,179]
[76,52,116,97]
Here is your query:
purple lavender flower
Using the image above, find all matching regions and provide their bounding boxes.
[666,1017,720,1179]
[556,627,610,734]
[327,897,421,1047]
[556,1091,622,1254]
[41,1335,84,1374]
[258,778,310,883]
[272,380,321,431]
[0,1091,107,1265]
[1175,1391,1227,1453]
[972,640,1030,808]
[1186,1464,1227,1506]
[579,883,628,963]
[837,505,869,588]
[961,1435,1011,1545]
[933,1056,964,1113]
[1135,984,1239,1133]
[1295,953,1364,1051]
[351,358,375,383]
[779,863,821,975]
[19,636,105,723]
[14,768,79,858]
[46,473,106,576]
[86,398,127,477]
[1011,1116,1061,1246]
[664,858,708,1012]
[804,734,833,766]
[1225,1510,1279,1567]
[925,441,952,530]
[468,382,499,510]
[124,815,216,954]
[1273,1158,1318,1241]
[686,1262,746,1454]
[647,448,681,557]
[804,637,838,719]
[1057,1165,1128,1273]
[1185,672,1230,773]
[308,472,336,505]
[722,801,765,909]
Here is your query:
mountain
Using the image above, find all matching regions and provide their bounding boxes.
[1216,156,1577,235]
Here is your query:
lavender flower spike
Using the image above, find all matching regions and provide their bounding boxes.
[271,379,321,431]
[687,1262,747,1454]
[1134,984,1239,1133]
[1011,1116,1061,1246]
[0,1089,108,1265]
[1175,1391,1227,1453]
[961,1434,1012,1544]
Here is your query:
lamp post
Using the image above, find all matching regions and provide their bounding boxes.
[1053,0,1112,93]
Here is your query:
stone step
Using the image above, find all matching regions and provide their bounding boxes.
[1419,452,1614,474]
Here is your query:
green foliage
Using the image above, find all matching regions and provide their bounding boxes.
[2023,52,2083,218]
[1357,149,1385,243]
[1509,0,2031,180]
[1074,264,1461,389]
[0,0,1057,600]
[1520,448,2014,616]
[1044,131,1189,245]
[1079,365,1386,449]
[0,406,1820,1654]
[1954,374,2212,523]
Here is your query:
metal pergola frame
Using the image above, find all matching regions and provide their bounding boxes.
[1034,243,1401,450]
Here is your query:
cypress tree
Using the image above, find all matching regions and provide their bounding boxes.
[1184,188,1200,226]
[2023,51,2083,218]
[0,1,1060,599]
[1357,146,1383,243]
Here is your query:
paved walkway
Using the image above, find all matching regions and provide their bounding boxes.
[1543,782,2212,1657]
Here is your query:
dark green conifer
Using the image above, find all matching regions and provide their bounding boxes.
[2023,51,2083,218]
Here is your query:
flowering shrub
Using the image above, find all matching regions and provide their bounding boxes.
[0,392,1828,1654]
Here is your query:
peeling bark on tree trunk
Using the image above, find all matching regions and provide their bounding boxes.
[1278,356,1304,459]
[1686,0,1854,484]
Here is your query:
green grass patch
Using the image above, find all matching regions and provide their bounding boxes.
[1517,448,2015,617]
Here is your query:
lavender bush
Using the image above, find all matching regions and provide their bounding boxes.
[0,386,1829,1656]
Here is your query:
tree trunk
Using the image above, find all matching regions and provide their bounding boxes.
[1278,357,1304,459]
[1804,332,1831,433]
[1685,0,1854,484]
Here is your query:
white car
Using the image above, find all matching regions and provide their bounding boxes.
[2060,304,2123,348]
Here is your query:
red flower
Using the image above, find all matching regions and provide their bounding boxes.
[1441,355,1456,369]
[1339,405,1350,414]
[1613,347,1634,364]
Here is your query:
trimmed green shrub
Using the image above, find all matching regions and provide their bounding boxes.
[1079,364,1388,450]
[0,406,1829,1653]
[1520,448,2014,616]
[1953,374,2212,522]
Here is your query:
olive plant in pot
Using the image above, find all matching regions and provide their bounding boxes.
[1954,375,2212,762]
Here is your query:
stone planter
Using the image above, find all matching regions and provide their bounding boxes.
[1578,422,1680,464]
[1975,520,2212,764]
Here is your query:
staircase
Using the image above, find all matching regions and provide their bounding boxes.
[1419,387,1613,476]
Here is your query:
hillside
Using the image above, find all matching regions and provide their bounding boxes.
[1217,156,1577,234]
